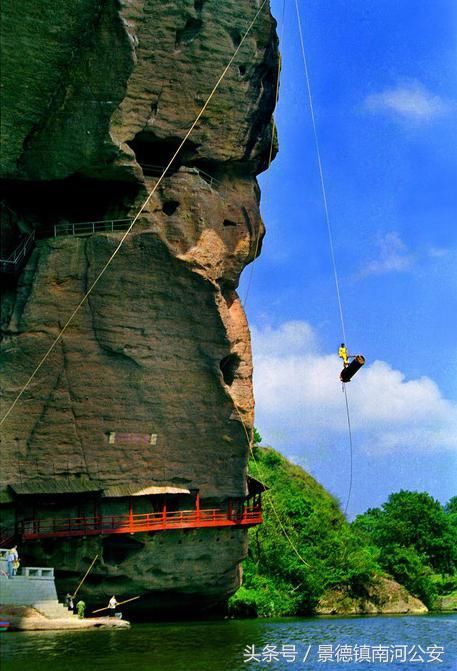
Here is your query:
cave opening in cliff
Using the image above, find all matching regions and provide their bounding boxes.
[0,177,140,238]
[220,353,241,386]
[162,200,180,216]
[102,535,145,565]
[127,134,199,175]
[175,17,203,48]
[218,281,238,308]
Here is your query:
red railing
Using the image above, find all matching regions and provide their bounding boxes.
[18,505,262,541]
[0,528,16,547]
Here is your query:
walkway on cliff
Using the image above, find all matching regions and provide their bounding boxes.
[0,231,35,274]
[1,502,262,543]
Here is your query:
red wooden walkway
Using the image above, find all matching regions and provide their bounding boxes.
[18,505,262,541]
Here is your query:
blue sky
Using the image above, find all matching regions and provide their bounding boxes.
[240,0,457,517]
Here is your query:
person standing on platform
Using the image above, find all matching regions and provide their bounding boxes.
[65,593,74,612]
[108,595,118,617]
[76,599,86,619]
[7,546,19,578]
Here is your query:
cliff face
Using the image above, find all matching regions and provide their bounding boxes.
[0,0,278,611]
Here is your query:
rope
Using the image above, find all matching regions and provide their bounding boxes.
[233,2,312,568]
[294,0,347,346]
[234,402,311,569]
[243,0,286,308]
[294,0,354,515]
[342,385,353,516]
[0,0,269,429]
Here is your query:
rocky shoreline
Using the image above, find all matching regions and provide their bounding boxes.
[316,577,428,616]
[0,606,130,631]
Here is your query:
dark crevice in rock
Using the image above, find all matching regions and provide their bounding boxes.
[1,177,139,239]
[241,207,253,237]
[220,353,240,387]
[223,219,237,228]
[162,200,180,216]
[175,18,203,48]
[228,29,242,48]
[59,341,90,477]
[218,280,238,308]
[194,0,206,12]
[25,366,63,463]
[102,534,145,565]
[243,30,279,171]
[127,134,199,175]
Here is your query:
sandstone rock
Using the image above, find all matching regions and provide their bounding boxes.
[317,576,428,615]
[0,0,278,612]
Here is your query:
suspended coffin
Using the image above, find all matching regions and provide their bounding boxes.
[340,355,365,382]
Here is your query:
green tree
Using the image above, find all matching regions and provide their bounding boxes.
[353,490,457,575]
[253,427,263,445]
[379,544,437,608]
[229,447,380,616]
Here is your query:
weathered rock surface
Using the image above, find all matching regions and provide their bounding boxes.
[435,594,457,611]
[317,576,428,615]
[0,0,278,612]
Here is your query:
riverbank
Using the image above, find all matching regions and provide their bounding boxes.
[0,606,130,631]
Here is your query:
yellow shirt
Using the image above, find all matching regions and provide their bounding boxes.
[338,346,348,362]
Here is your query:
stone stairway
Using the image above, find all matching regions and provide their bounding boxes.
[33,601,76,619]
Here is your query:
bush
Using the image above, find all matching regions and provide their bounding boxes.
[232,447,381,615]
[380,545,437,608]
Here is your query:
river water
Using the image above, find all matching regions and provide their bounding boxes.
[1,614,456,671]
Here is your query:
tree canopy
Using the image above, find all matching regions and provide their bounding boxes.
[229,449,457,615]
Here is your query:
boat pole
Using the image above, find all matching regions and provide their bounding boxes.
[72,554,99,600]
[91,595,141,614]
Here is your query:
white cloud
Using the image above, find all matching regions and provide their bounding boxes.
[360,231,414,277]
[364,81,451,121]
[252,321,457,454]
[428,247,450,258]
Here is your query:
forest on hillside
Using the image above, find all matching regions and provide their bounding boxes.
[229,446,457,616]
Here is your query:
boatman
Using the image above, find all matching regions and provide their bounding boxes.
[108,595,118,617]
[76,599,86,619]
[338,343,349,367]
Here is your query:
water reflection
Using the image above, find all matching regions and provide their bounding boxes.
[1,615,456,671]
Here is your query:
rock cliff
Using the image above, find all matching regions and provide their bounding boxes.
[0,0,278,612]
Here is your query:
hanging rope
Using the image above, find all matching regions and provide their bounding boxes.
[243,0,286,308]
[234,402,311,569]
[1,1,314,569]
[294,0,355,515]
[293,0,347,345]
[0,0,269,429]
[342,385,354,515]
[233,1,313,568]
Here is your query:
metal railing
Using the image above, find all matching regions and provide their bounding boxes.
[53,219,132,238]
[18,504,263,540]
[140,163,219,187]
[0,231,35,274]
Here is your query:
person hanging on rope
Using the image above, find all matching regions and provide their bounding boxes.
[338,343,350,367]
